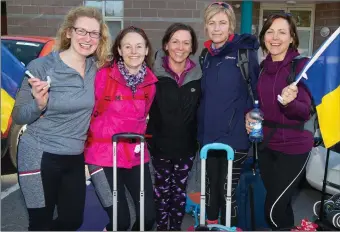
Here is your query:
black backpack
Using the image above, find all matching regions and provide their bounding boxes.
[287,57,321,145]
[199,48,255,103]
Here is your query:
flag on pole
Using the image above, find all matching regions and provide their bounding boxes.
[294,27,340,148]
[1,43,33,133]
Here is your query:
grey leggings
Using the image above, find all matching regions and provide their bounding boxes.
[17,141,85,231]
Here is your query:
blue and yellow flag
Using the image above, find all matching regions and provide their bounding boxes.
[295,27,340,148]
[1,43,27,133]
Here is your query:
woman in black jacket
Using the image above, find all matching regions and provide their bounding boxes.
[147,23,201,231]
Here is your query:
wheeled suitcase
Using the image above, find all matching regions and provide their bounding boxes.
[112,133,146,231]
[195,143,237,231]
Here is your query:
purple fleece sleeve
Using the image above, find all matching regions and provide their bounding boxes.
[279,58,312,121]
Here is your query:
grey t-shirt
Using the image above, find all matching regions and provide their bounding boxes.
[12,51,97,155]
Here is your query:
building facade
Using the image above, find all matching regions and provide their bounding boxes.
[2,0,340,57]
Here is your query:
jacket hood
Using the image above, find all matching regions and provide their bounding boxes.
[263,48,301,74]
[204,33,260,56]
[264,48,300,64]
[152,49,202,85]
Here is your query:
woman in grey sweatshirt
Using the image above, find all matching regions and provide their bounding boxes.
[12,6,111,231]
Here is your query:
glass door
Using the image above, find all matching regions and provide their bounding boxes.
[288,8,314,57]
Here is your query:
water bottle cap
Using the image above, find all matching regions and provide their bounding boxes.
[254,100,259,104]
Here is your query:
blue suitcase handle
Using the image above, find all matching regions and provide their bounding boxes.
[200,143,234,161]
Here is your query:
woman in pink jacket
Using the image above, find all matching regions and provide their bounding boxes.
[84,26,157,231]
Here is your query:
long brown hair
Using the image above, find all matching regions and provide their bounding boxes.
[111,26,153,68]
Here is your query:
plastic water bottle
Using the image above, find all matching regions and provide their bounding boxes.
[249,100,264,143]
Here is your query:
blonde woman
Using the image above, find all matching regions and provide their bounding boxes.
[12,6,111,231]
[197,2,260,226]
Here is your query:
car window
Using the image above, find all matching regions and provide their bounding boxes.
[2,40,44,66]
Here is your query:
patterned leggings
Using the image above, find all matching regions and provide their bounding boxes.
[152,155,195,231]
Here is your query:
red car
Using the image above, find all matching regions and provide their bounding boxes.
[1,35,55,167]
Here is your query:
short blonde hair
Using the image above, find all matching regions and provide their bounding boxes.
[204,2,236,34]
[54,6,112,68]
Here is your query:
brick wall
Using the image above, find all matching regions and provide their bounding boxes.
[5,0,82,36]
[314,2,340,51]
[5,0,338,54]
[124,0,260,54]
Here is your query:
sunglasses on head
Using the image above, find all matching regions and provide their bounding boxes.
[264,12,293,23]
[209,1,231,10]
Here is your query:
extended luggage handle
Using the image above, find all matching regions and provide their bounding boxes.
[111,133,145,231]
[199,143,235,229]
[112,133,145,142]
[200,143,235,160]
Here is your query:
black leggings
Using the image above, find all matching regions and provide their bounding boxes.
[18,148,86,231]
[205,150,248,225]
[258,148,310,230]
[89,164,156,231]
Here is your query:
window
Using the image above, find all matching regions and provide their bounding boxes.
[2,39,44,66]
[84,0,123,39]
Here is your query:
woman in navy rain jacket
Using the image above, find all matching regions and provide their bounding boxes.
[197,2,260,226]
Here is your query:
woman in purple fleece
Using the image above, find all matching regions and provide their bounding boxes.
[245,13,313,230]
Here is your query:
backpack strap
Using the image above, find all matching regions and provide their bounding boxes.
[286,55,305,85]
[259,120,305,150]
[258,60,265,78]
[286,56,317,115]
[154,50,159,60]
[93,68,118,118]
[115,85,151,101]
[199,48,208,70]
[93,69,151,117]
[237,48,255,103]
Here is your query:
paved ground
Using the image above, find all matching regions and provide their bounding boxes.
[1,153,323,231]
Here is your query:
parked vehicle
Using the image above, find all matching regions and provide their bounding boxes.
[306,143,340,195]
[1,35,55,167]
